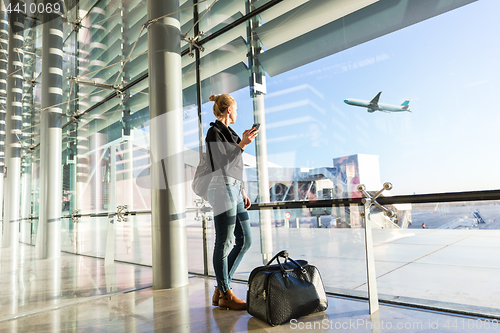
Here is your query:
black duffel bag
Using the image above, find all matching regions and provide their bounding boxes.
[247,250,328,326]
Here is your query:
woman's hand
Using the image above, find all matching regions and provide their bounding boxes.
[242,189,251,209]
[238,127,259,150]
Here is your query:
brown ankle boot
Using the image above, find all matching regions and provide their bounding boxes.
[218,289,247,310]
[212,286,220,306]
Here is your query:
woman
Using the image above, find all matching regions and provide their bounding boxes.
[206,94,258,310]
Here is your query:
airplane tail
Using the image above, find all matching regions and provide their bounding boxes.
[401,98,411,110]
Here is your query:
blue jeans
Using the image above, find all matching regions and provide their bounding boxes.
[207,176,252,293]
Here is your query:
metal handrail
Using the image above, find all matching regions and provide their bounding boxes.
[22,188,500,221]
[247,189,500,210]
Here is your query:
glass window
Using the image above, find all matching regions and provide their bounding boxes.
[374,199,500,315]
[255,0,500,196]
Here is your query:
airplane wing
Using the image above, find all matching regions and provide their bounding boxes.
[369,92,382,105]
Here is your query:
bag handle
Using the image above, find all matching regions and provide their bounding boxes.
[268,250,307,278]
[287,257,307,274]
[266,250,289,266]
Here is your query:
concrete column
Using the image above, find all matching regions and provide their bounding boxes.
[36,11,64,259]
[0,4,8,234]
[147,0,188,289]
[247,0,273,263]
[3,5,24,248]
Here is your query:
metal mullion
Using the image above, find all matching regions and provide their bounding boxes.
[193,0,210,277]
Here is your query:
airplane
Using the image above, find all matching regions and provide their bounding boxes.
[344,92,411,113]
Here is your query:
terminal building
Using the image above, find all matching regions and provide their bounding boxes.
[0,0,499,331]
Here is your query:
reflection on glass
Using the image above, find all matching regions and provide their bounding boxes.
[194,0,245,38]
[62,123,77,215]
[114,215,152,266]
[372,200,500,315]
[30,149,40,245]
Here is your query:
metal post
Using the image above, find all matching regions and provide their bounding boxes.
[30,154,38,244]
[317,216,322,228]
[362,198,379,314]
[148,0,188,289]
[20,159,30,243]
[295,217,300,228]
[246,0,273,264]
[358,183,393,315]
[193,0,209,276]
[36,10,64,259]
[0,3,8,235]
[20,17,35,245]
[121,0,135,211]
[70,0,81,215]
[3,4,24,248]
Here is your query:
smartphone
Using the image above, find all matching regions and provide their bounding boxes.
[251,123,260,132]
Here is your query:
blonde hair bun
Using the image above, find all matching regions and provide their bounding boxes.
[210,93,236,118]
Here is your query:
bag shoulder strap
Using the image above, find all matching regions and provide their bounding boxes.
[206,129,215,172]
[207,140,215,172]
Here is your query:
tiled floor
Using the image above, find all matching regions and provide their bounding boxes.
[0,244,152,323]
[3,226,500,332]
[1,270,499,332]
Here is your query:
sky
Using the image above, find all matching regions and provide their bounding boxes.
[189,0,500,196]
